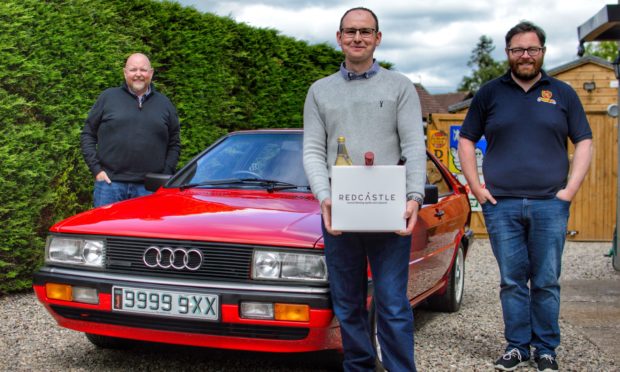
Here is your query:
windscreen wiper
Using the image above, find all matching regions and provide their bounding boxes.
[265,183,312,193]
[235,178,306,193]
[180,178,309,193]
[179,178,245,191]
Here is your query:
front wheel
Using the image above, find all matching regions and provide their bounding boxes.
[425,243,465,312]
[369,299,387,372]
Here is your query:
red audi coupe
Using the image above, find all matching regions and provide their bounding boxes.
[33,129,472,359]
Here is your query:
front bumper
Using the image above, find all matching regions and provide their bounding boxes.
[33,267,340,352]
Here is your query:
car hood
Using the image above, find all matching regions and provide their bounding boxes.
[52,189,324,248]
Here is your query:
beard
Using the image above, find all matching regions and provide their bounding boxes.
[509,57,543,81]
[129,80,147,93]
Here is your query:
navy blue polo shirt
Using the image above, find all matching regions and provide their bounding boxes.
[460,70,592,199]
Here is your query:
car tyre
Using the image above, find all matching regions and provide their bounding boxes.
[425,243,465,312]
[369,300,387,372]
[85,333,132,349]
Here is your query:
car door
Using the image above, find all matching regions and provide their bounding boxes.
[407,155,467,300]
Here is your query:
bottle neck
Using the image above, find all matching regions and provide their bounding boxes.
[335,143,352,165]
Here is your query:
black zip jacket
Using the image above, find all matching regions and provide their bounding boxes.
[80,83,181,183]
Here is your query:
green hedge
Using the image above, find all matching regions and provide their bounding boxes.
[0,0,345,293]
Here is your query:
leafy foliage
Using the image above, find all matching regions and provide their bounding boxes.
[458,35,507,93]
[0,0,345,293]
[584,41,618,62]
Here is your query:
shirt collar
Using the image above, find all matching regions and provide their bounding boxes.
[340,59,380,81]
[125,83,152,99]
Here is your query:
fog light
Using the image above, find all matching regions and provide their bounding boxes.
[72,287,99,304]
[240,302,274,319]
[275,303,309,322]
[46,283,72,301]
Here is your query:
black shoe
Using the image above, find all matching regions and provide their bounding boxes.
[494,348,529,371]
[535,354,558,372]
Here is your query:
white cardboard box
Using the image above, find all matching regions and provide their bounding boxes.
[331,165,406,232]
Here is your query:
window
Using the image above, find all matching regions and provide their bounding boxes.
[179,133,308,187]
[426,157,452,196]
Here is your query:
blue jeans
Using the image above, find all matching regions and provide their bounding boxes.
[482,197,570,359]
[322,223,416,372]
[93,181,151,207]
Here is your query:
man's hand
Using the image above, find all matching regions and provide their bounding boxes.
[555,138,592,203]
[96,171,111,184]
[321,198,342,236]
[458,137,496,206]
[397,199,419,236]
[555,189,571,202]
[472,187,497,206]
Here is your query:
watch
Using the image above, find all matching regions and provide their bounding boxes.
[407,194,424,206]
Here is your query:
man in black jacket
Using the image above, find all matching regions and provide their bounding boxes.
[80,53,180,207]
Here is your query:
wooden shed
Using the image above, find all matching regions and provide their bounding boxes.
[428,56,617,242]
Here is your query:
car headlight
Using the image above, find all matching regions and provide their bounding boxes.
[252,250,327,282]
[45,236,105,268]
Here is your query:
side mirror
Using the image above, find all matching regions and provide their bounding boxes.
[423,184,439,205]
[144,173,172,192]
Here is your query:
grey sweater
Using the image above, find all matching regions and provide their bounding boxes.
[303,67,426,204]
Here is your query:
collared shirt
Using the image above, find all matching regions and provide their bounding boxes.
[460,70,592,199]
[339,59,381,81]
[127,85,152,108]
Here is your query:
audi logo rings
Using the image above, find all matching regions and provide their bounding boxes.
[143,246,203,271]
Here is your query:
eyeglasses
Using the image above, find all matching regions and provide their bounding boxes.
[125,67,152,74]
[507,47,545,57]
[340,28,376,39]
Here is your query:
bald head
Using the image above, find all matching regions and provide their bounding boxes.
[123,53,153,96]
[125,53,151,68]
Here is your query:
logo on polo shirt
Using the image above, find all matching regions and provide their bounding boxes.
[537,90,557,105]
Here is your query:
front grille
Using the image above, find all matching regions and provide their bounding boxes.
[51,305,309,340]
[105,237,254,281]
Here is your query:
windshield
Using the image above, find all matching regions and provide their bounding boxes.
[171,132,310,190]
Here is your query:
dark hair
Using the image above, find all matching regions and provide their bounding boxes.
[340,7,379,32]
[505,21,546,47]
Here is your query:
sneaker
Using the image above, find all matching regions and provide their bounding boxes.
[494,348,530,371]
[535,354,558,372]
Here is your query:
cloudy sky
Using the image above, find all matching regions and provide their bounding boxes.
[174,0,612,93]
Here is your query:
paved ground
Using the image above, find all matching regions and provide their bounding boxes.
[561,278,620,366]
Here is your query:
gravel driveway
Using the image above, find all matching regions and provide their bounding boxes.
[1,239,618,371]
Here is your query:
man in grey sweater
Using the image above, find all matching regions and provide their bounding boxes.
[303,7,425,372]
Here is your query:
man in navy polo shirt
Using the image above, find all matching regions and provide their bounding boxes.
[458,21,592,372]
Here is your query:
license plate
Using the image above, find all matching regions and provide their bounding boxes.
[112,286,219,321]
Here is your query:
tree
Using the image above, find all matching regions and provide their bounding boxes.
[458,35,507,93]
[584,41,618,62]
[0,0,345,294]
